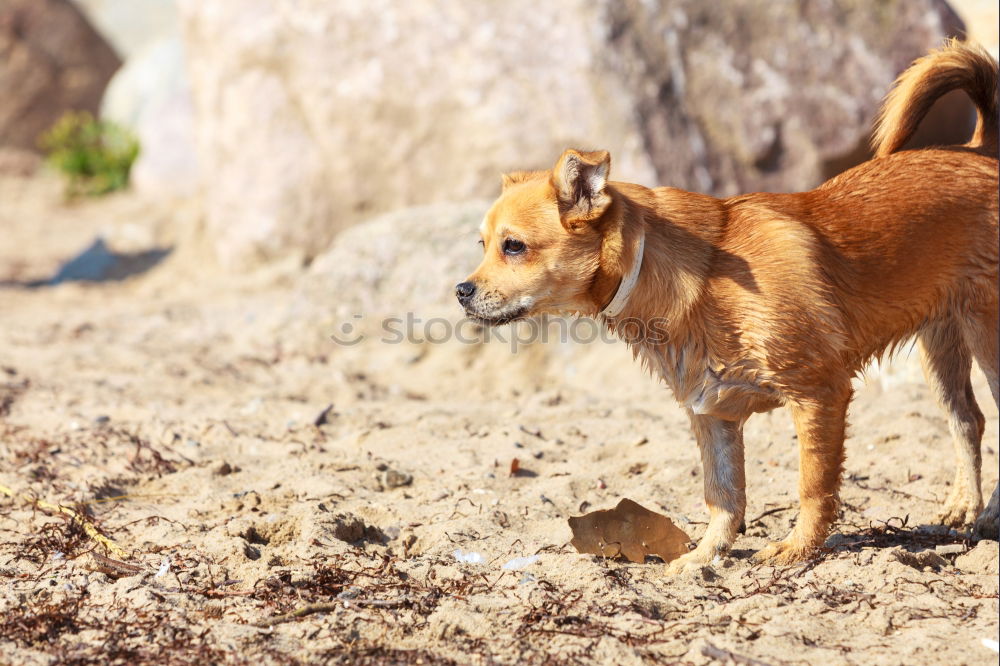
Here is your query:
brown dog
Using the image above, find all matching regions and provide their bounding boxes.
[456,42,999,569]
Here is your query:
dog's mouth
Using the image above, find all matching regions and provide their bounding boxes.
[464,306,529,327]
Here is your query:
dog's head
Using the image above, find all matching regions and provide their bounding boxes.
[456,149,618,325]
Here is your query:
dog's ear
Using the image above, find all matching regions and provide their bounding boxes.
[552,149,611,224]
[501,170,547,191]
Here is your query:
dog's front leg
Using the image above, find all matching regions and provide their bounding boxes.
[754,390,850,565]
[666,412,746,574]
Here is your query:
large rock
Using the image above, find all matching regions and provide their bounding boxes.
[600,0,965,193]
[0,0,120,152]
[70,0,178,59]
[72,0,199,196]
[177,0,657,269]
[100,35,199,196]
[306,201,487,320]
[178,0,962,269]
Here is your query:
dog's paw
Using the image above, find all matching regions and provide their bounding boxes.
[937,500,983,529]
[973,507,999,541]
[973,485,998,541]
[752,540,817,566]
[664,550,711,575]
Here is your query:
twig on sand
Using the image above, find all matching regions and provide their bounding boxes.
[90,552,144,577]
[748,505,794,526]
[701,643,773,666]
[255,597,417,626]
[518,425,546,440]
[0,482,130,559]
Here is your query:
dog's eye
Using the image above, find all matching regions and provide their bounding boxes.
[503,238,526,255]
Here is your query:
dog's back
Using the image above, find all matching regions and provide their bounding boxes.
[711,42,999,373]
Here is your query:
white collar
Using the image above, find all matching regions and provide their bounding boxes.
[598,231,645,319]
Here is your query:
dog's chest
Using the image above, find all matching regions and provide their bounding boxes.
[635,343,778,419]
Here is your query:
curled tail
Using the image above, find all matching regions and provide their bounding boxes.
[872,40,998,158]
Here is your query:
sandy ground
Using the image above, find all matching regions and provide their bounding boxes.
[1,173,998,665]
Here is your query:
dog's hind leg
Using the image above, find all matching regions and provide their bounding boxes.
[919,319,985,528]
[754,384,851,565]
[665,413,746,574]
[979,486,1000,540]
[960,302,999,539]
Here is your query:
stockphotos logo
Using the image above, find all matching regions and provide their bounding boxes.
[329,313,670,352]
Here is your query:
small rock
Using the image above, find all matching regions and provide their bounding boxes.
[313,403,334,426]
[213,461,235,476]
[338,585,362,599]
[954,541,999,575]
[327,513,384,544]
[891,547,948,570]
[400,533,417,558]
[221,490,261,512]
[699,565,721,581]
[377,468,413,489]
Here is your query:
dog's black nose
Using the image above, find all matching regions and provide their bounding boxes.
[455,281,476,303]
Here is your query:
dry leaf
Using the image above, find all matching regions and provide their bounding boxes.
[568,498,691,564]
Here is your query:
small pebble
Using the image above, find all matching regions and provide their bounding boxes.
[338,585,363,599]
[380,469,412,489]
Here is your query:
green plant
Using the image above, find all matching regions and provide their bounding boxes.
[39,111,140,196]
